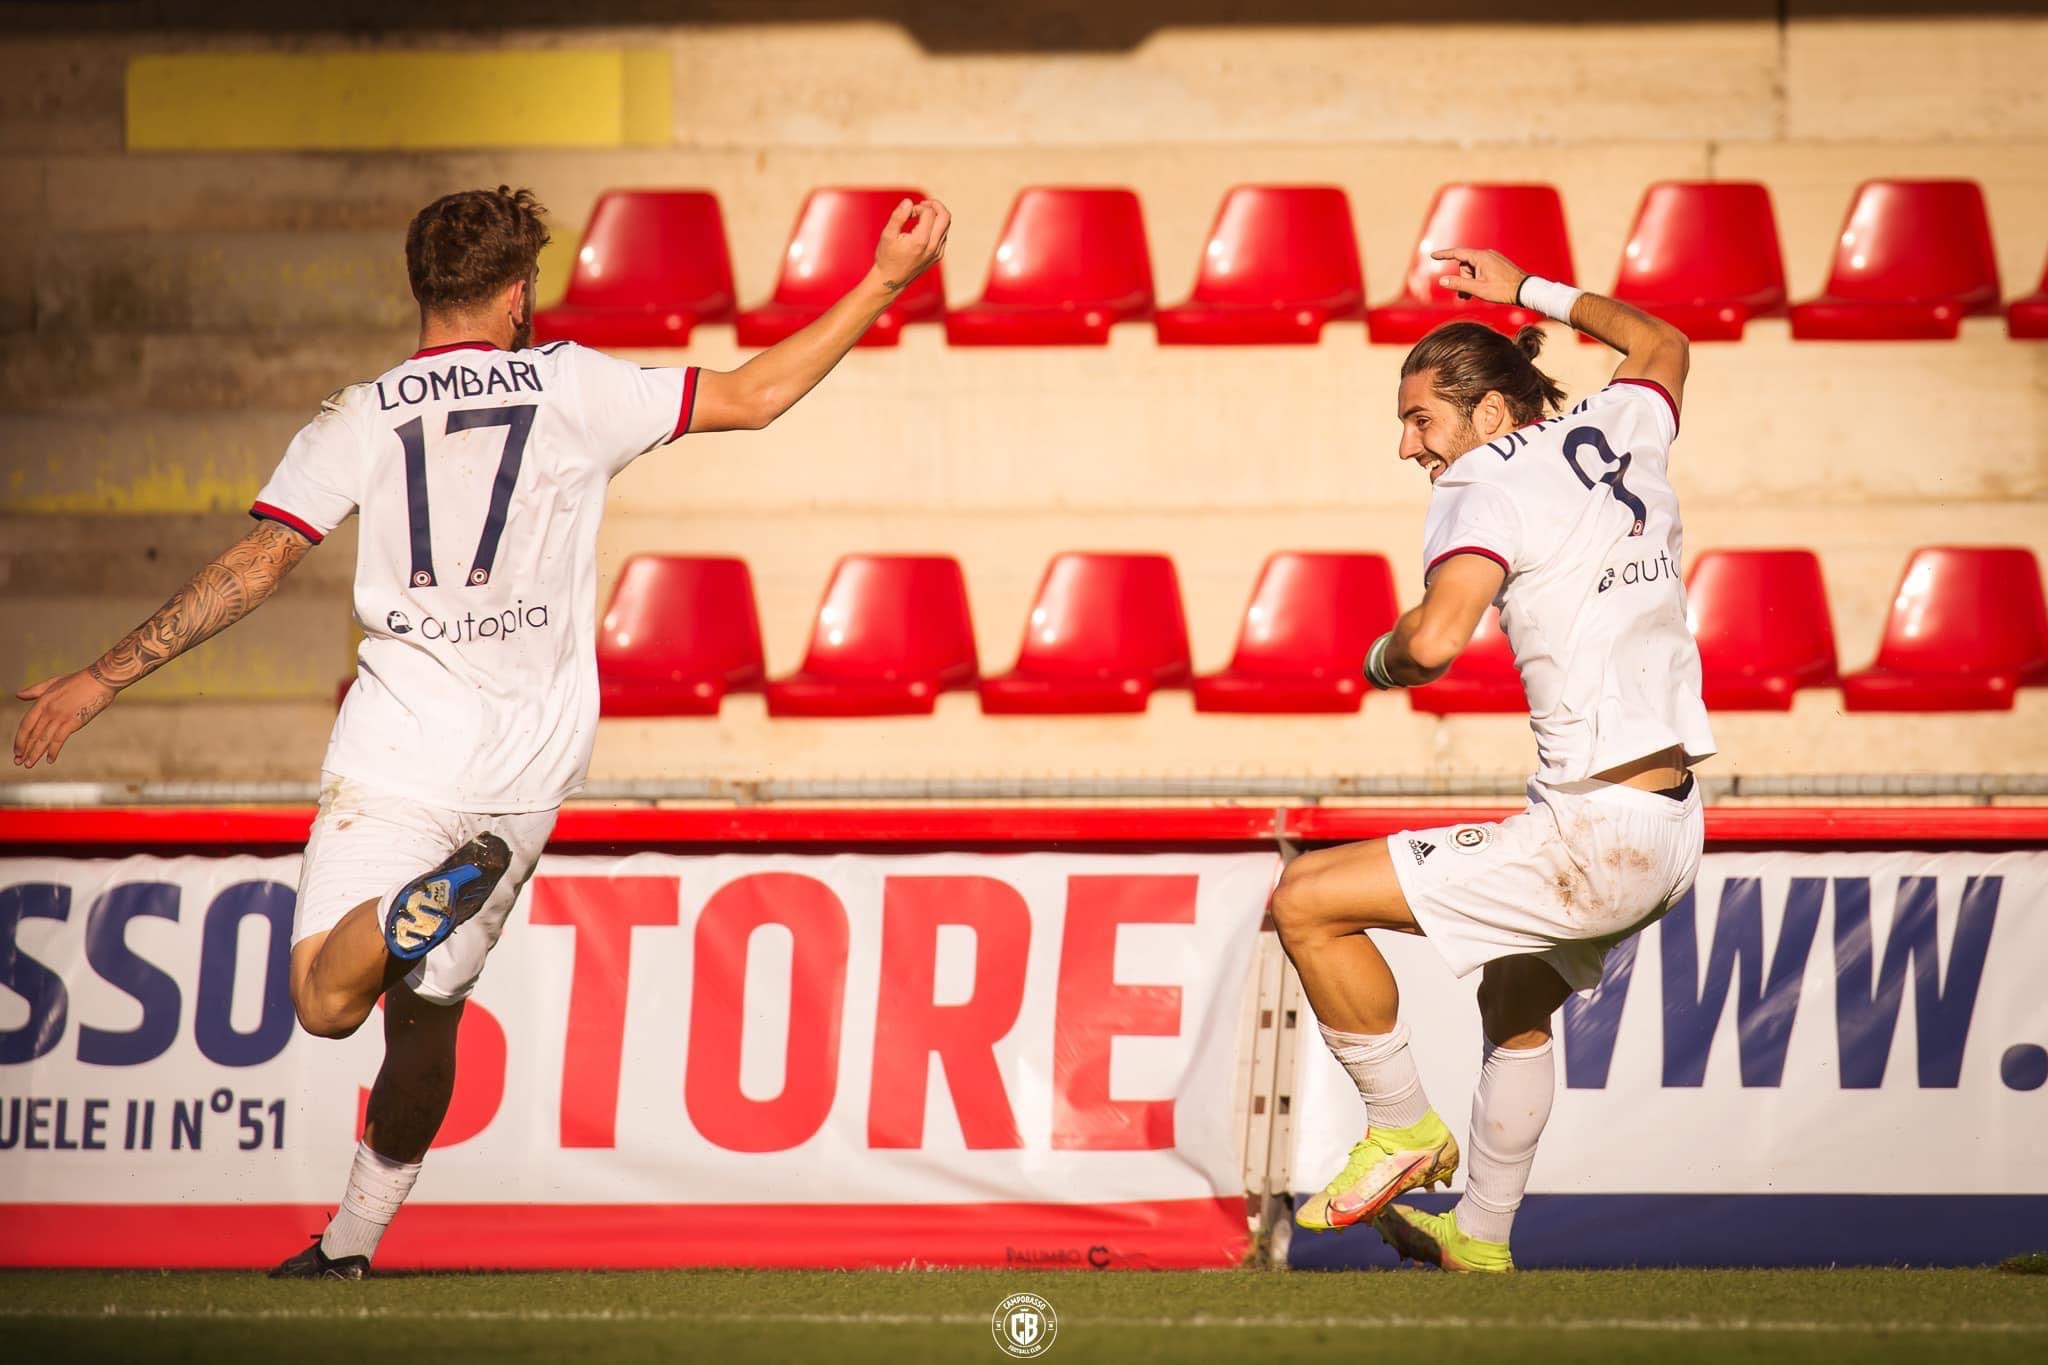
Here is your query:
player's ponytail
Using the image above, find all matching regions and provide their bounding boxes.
[1512,325,1568,415]
[1402,320,1566,428]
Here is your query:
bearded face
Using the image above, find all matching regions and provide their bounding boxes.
[1395,370,1486,483]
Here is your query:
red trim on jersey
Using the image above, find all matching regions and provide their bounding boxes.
[410,340,500,359]
[1427,545,1510,579]
[1610,377,1680,434]
[672,366,701,441]
[248,502,324,545]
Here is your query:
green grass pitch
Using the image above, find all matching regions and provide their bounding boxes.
[6,1266,2047,1364]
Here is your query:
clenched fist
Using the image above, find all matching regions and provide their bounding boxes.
[874,198,951,293]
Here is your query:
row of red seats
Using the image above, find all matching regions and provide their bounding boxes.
[597,547,2048,718]
[533,180,2048,349]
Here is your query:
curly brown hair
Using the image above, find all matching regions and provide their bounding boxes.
[404,186,551,312]
[1400,320,1567,428]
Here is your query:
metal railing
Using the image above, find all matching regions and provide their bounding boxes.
[3,772,2046,808]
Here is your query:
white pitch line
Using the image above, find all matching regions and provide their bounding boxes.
[0,1306,2043,1335]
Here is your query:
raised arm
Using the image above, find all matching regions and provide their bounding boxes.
[12,519,313,768]
[688,198,951,433]
[1431,246,1691,419]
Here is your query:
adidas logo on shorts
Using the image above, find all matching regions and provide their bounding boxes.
[1408,838,1436,865]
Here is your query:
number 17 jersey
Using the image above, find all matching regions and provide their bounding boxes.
[1419,379,1716,786]
[251,340,700,812]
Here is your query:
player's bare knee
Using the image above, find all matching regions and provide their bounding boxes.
[1269,853,1332,943]
[294,999,362,1040]
[292,981,364,1040]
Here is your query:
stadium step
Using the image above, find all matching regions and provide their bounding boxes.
[33,231,414,334]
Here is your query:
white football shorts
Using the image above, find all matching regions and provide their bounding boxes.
[1389,776,1704,992]
[292,771,557,1005]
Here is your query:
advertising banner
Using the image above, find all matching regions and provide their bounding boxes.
[1286,850,2048,1267]
[0,850,1276,1269]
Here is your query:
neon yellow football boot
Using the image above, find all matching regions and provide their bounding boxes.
[1372,1203,1515,1273]
[1294,1110,1459,1232]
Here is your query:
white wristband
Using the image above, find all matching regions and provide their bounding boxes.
[1364,632,1400,690]
[1516,274,1584,325]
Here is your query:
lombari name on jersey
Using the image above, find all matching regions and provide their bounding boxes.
[1421,380,1716,786]
[251,340,700,812]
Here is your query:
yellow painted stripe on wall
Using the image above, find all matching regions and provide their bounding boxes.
[127,51,670,151]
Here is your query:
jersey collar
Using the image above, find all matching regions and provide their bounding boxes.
[410,341,501,360]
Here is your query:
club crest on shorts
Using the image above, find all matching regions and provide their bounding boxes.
[1451,825,1491,853]
[992,1292,1059,1358]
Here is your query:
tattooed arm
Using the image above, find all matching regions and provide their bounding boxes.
[12,520,313,769]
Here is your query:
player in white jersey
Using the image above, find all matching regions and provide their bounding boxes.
[10,184,950,1276]
[1270,247,1713,1272]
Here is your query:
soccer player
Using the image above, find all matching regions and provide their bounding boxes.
[1273,248,1712,1272]
[11,185,949,1277]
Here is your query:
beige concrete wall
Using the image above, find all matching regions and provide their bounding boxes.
[3,10,2046,788]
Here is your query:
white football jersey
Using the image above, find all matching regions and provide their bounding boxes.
[1420,379,1716,785]
[252,340,699,811]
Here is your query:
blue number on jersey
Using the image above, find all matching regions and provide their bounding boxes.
[1562,426,1647,536]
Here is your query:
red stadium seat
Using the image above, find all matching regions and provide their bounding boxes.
[2009,251,2048,339]
[1842,547,2048,711]
[1193,553,1397,712]
[736,189,945,348]
[1409,606,1524,714]
[1685,550,1839,711]
[1366,184,1575,344]
[765,556,979,716]
[980,554,1191,713]
[597,556,764,717]
[945,188,1155,346]
[1608,182,1788,342]
[1155,186,1365,344]
[532,191,736,348]
[1789,181,2002,341]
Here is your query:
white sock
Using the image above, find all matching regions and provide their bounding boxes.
[1454,1038,1556,1246]
[319,1140,423,1263]
[1318,1020,1432,1130]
